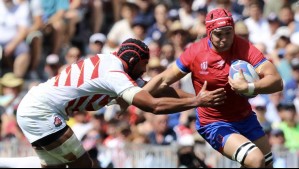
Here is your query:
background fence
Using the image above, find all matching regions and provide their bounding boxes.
[0,139,298,168]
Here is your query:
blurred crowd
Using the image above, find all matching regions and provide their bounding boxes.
[1,0,299,168]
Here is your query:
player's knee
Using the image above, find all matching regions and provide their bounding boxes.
[232,141,265,168]
[244,149,265,168]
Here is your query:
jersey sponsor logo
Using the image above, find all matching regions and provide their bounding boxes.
[54,116,63,127]
[216,60,225,69]
[200,61,209,75]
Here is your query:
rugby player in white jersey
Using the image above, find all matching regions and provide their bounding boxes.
[16,38,226,168]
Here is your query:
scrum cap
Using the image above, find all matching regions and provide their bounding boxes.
[117,38,150,74]
[205,8,234,39]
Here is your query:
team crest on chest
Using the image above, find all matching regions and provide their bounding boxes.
[54,116,63,127]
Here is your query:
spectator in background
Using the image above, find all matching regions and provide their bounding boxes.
[148,115,177,145]
[167,20,190,58]
[134,0,155,29]
[263,0,293,17]
[268,129,286,152]
[266,91,285,125]
[284,58,299,103]
[0,73,25,116]
[69,111,93,141]
[59,47,81,73]
[44,54,61,79]
[189,7,207,41]
[131,17,148,41]
[64,0,82,47]
[249,96,272,134]
[234,21,249,41]
[144,57,165,81]
[40,0,69,55]
[267,13,283,53]
[26,0,44,80]
[178,0,196,30]
[145,3,169,45]
[86,33,106,58]
[0,73,26,141]
[103,2,139,53]
[160,43,175,67]
[276,102,299,152]
[268,128,288,168]
[274,43,299,83]
[0,0,31,78]
[278,5,294,28]
[64,47,81,65]
[111,0,127,22]
[244,1,271,45]
[215,0,243,22]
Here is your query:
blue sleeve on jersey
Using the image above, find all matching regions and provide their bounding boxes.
[176,59,190,73]
[253,58,267,69]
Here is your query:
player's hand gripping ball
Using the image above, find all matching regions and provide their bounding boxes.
[229,60,260,98]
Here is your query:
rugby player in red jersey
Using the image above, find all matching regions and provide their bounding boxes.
[144,8,282,168]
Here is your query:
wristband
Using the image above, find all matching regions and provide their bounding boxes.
[247,83,255,95]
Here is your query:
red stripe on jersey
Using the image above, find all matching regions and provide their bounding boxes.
[73,96,89,111]
[64,65,72,86]
[77,60,85,87]
[110,71,137,86]
[90,55,99,66]
[54,74,61,87]
[85,94,103,111]
[65,99,76,115]
[98,95,110,107]
[90,56,100,79]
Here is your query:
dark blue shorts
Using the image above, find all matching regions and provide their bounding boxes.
[197,113,265,153]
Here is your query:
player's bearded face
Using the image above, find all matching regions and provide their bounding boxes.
[211,27,234,52]
[130,60,148,80]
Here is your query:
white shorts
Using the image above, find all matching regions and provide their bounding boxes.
[16,90,67,143]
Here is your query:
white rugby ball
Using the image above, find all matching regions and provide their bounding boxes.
[229,60,260,98]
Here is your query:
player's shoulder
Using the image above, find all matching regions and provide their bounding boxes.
[189,37,208,48]
[184,37,209,55]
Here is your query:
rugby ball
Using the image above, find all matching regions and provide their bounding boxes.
[229,60,260,97]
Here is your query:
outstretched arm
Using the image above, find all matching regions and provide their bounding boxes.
[116,64,226,115]
[152,86,195,98]
[120,81,226,115]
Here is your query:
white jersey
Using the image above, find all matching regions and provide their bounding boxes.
[17,54,144,143]
[24,54,143,116]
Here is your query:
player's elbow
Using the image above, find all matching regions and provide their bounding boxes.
[146,100,165,115]
[277,78,283,91]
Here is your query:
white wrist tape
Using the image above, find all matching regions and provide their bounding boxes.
[120,87,143,105]
[247,83,255,95]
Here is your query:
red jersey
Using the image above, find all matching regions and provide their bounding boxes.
[176,36,267,126]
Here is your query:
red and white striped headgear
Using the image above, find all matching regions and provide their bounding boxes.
[205,8,234,39]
